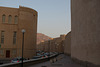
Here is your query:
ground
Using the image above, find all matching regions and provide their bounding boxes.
[29,54,85,67]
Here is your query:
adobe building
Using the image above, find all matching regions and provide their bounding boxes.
[64,32,71,56]
[0,6,38,59]
[37,39,51,52]
[52,35,65,53]
[37,35,65,53]
[71,0,100,66]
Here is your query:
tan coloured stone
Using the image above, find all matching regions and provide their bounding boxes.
[0,6,38,59]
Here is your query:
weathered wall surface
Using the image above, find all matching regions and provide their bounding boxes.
[18,6,38,58]
[64,32,71,55]
[71,0,100,65]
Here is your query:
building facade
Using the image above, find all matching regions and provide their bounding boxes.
[64,32,71,56]
[0,6,38,59]
[37,35,65,53]
[71,0,100,66]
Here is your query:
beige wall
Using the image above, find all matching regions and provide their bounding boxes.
[64,32,71,55]
[0,6,37,59]
[17,6,37,58]
[0,7,19,58]
[71,0,100,65]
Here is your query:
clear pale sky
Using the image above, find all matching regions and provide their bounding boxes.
[0,0,71,38]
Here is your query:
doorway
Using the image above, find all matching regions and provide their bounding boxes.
[6,50,10,58]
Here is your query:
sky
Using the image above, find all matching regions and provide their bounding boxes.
[0,0,71,38]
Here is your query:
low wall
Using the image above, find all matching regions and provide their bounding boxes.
[0,54,58,67]
[0,59,11,64]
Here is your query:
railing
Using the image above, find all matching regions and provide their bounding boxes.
[0,53,58,67]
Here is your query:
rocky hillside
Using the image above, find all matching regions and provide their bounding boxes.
[37,33,51,44]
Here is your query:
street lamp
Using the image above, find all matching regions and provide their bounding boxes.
[21,29,26,67]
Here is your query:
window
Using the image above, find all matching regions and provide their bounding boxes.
[2,14,6,23]
[8,15,12,24]
[13,32,17,44]
[14,16,18,24]
[1,31,4,44]
[12,49,16,55]
[0,50,3,55]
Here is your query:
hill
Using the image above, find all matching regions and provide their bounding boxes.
[37,33,51,44]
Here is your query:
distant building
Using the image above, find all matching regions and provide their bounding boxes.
[0,6,38,59]
[37,35,66,53]
[64,32,71,56]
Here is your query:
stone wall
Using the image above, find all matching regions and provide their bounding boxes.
[71,0,100,66]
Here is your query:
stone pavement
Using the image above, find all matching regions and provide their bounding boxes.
[29,54,85,67]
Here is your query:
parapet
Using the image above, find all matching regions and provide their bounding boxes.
[19,6,38,16]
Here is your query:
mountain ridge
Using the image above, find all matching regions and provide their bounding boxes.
[37,33,52,44]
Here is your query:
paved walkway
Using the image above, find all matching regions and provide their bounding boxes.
[29,54,85,67]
